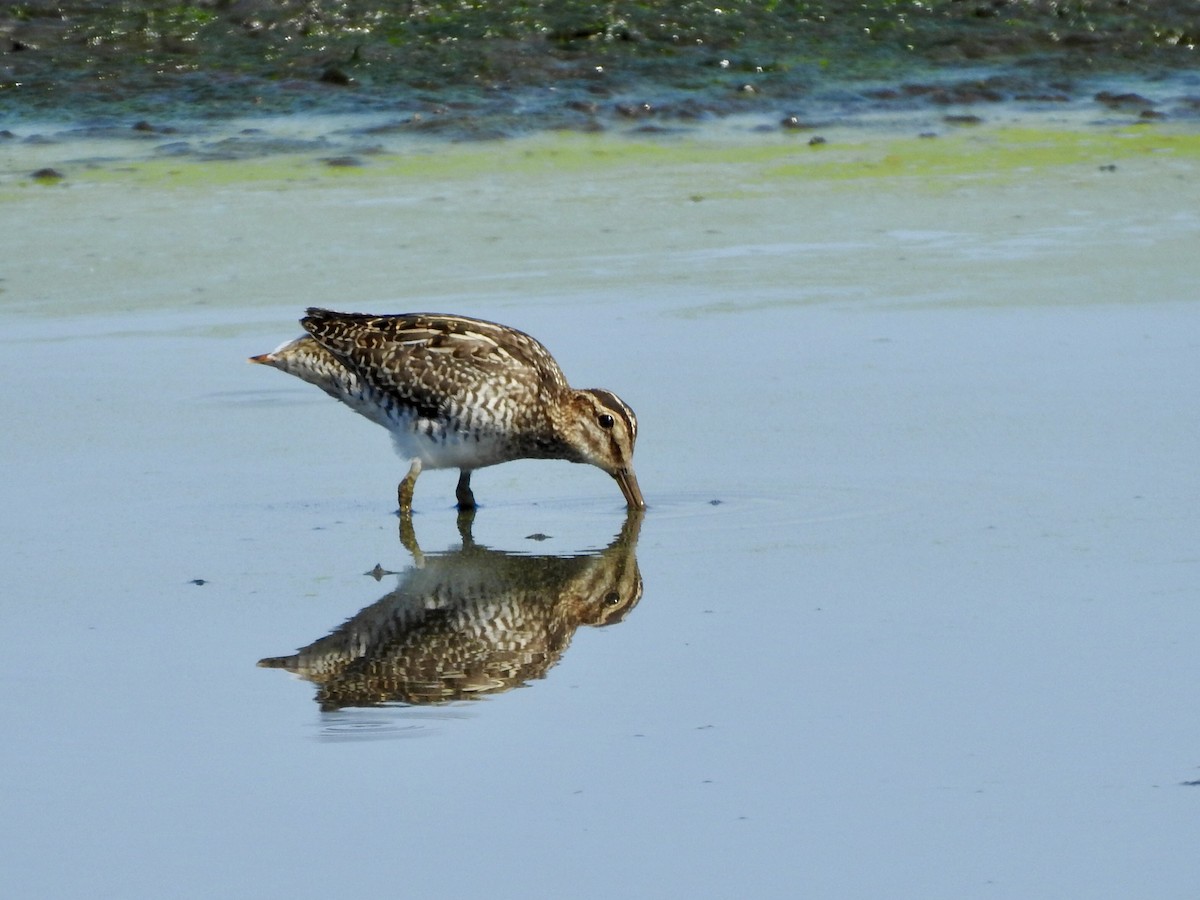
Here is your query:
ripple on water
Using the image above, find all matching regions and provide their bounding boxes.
[637,485,917,532]
[315,705,476,743]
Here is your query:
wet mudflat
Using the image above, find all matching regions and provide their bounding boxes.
[5,0,1200,132]
[2,120,1200,897]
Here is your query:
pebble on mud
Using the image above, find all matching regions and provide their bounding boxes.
[30,167,64,181]
[615,102,653,118]
[132,120,179,135]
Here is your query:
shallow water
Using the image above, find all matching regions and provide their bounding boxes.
[3,120,1200,898]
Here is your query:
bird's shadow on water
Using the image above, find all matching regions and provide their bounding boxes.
[259,510,644,739]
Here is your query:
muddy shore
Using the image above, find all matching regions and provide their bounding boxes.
[3,1,1199,135]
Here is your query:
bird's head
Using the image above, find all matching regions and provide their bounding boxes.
[558,388,645,510]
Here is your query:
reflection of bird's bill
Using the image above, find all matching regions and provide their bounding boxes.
[614,467,646,510]
[614,505,645,550]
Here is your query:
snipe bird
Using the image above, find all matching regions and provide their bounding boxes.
[251,308,644,512]
[257,511,643,709]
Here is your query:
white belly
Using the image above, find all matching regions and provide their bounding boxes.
[323,376,521,472]
[388,417,514,471]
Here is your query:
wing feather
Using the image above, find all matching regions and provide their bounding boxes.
[300,309,569,423]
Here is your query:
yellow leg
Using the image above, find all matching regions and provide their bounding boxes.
[398,513,424,566]
[455,469,476,511]
[397,458,422,514]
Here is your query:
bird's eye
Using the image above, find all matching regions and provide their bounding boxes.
[603,591,622,606]
[598,414,615,429]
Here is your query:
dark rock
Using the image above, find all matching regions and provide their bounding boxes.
[319,67,355,86]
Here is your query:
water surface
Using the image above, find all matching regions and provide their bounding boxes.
[2,122,1199,898]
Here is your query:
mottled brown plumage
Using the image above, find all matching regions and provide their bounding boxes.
[251,309,644,512]
[258,513,643,710]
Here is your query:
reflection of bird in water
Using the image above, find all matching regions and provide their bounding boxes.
[258,512,643,710]
[249,308,644,513]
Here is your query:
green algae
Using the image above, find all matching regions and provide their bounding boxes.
[9,124,1197,202]
[764,126,1200,182]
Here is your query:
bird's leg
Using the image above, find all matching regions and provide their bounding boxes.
[398,515,425,568]
[455,505,477,549]
[398,458,422,514]
[455,469,477,511]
